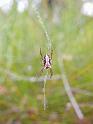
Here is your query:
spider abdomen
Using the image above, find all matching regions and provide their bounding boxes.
[43,54,51,69]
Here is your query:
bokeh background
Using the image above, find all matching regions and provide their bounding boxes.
[0,0,93,123]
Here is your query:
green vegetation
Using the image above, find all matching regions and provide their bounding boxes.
[0,0,93,123]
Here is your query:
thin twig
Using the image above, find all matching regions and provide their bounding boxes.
[31,2,52,50]
[0,67,63,83]
[72,88,93,96]
[0,68,93,96]
[43,73,48,110]
[0,68,61,82]
[58,55,84,120]
[0,68,93,97]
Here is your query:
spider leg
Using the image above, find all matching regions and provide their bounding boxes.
[50,68,53,78]
[40,48,43,59]
[40,67,45,75]
[40,67,44,73]
[36,67,44,77]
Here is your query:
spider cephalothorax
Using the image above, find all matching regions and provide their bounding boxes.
[40,48,53,77]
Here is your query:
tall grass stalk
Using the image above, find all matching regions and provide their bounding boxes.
[58,53,84,120]
[31,1,52,110]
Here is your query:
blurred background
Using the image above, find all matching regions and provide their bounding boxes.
[0,0,93,123]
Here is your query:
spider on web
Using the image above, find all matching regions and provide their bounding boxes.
[39,48,53,77]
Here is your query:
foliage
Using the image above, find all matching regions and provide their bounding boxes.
[0,0,93,123]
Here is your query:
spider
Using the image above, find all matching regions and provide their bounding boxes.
[39,48,53,77]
